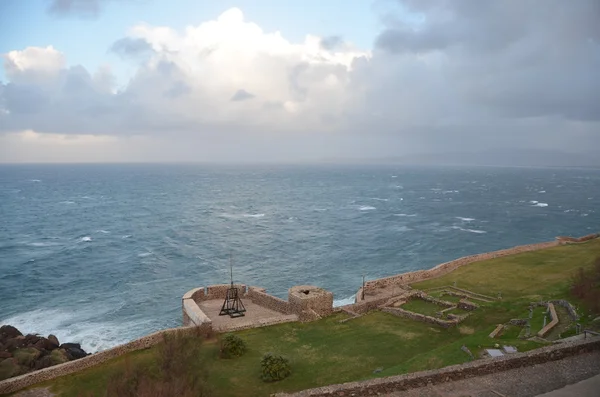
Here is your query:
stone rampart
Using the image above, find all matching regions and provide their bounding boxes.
[550,299,579,320]
[538,303,559,338]
[204,284,247,300]
[364,240,561,292]
[381,307,458,328]
[289,286,334,321]
[0,326,209,394]
[247,286,291,314]
[457,299,479,311]
[276,337,600,397]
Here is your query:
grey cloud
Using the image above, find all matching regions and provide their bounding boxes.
[163,81,191,98]
[320,36,344,50]
[230,89,255,102]
[110,37,153,58]
[48,0,108,17]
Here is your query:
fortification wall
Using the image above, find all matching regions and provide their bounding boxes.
[288,286,334,321]
[381,307,458,328]
[247,286,291,314]
[364,240,561,292]
[276,337,600,397]
[556,233,599,243]
[0,326,210,394]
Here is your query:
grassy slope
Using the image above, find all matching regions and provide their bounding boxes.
[18,238,600,397]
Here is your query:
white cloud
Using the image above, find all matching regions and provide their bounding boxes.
[1,3,599,163]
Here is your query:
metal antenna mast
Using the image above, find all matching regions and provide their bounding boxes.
[219,251,246,318]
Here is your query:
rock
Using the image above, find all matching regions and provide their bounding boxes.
[0,325,23,339]
[61,344,87,360]
[50,349,69,365]
[0,351,12,359]
[5,337,27,351]
[48,334,60,347]
[34,337,58,351]
[60,342,81,350]
[24,334,42,346]
[14,347,41,367]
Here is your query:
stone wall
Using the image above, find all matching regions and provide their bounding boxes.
[364,240,562,292]
[204,284,247,300]
[381,307,458,328]
[457,300,479,311]
[276,337,600,397]
[247,286,291,314]
[538,303,558,338]
[0,326,209,394]
[556,233,599,244]
[551,299,579,320]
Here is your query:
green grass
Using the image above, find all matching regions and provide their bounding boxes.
[401,299,446,316]
[20,238,600,397]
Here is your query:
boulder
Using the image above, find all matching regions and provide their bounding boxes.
[48,334,60,347]
[60,342,81,350]
[63,345,87,360]
[34,337,58,351]
[4,336,27,351]
[0,351,12,359]
[0,325,23,340]
[24,334,42,346]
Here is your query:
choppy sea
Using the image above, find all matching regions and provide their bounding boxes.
[0,164,598,352]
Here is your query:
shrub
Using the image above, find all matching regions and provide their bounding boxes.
[220,334,247,358]
[260,353,291,382]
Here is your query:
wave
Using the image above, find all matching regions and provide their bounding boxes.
[395,226,412,232]
[394,213,416,217]
[371,198,389,202]
[80,236,92,242]
[452,226,487,234]
[391,175,398,178]
[243,213,265,218]
[530,200,539,204]
[137,252,152,258]
[60,201,76,205]
[122,235,132,239]
[29,179,41,182]
[0,308,155,353]
[97,230,110,234]
[333,295,356,307]
[456,217,475,222]
[29,242,61,247]
[359,206,376,211]
[533,202,548,207]
[539,190,546,193]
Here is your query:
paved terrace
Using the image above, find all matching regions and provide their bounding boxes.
[198,299,298,332]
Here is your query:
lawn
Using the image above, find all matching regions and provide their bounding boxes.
[16,238,600,397]
[401,298,447,316]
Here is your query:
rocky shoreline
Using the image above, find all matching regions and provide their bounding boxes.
[0,325,89,381]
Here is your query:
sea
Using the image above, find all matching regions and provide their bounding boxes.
[0,164,598,352]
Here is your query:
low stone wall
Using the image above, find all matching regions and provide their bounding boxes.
[457,299,479,311]
[182,299,212,327]
[382,307,458,328]
[204,284,247,300]
[413,292,454,308]
[551,299,579,320]
[538,303,559,338]
[556,233,599,244]
[509,319,529,326]
[489,324,505,338]
[0,326,209,394]
[247,286,291,314]
[276,337,600,397]
[448,286,495,302]
[364,240,562,292]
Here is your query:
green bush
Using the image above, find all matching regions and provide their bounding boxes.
[260,353,291,382]
[220,334,247,358]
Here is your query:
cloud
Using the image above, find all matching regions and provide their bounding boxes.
[47,0,124,17]
[230,89,255,102]
[2,3,600,163]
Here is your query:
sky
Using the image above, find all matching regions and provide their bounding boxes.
[0,0,598,163]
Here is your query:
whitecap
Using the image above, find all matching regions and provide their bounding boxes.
[456,217,475,222]
[452,226,487,234]
[60,201,76,205]
[0,308,155,353]
[371,198,389,202]
[530,200,539,204]
[333,295,356,307]
[29,179,41,182]
[533,203,548,207]
[313,208,328,212]
[122,235,132,239]
[243,213,265,218]
[138,252,152,258]
[391,175,398,178]
[394,185,404,189]
[539,190,546,193]
[359,206,376,211]
[80,236,92,242]
[395,226,412,232]
[29,242,60,247]
[394,213,416,217]
[97,230,110,234]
